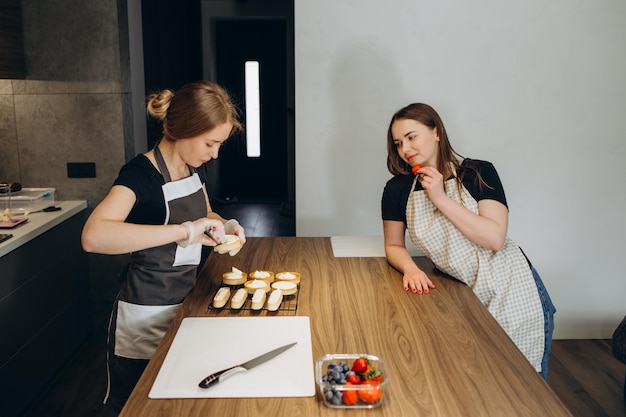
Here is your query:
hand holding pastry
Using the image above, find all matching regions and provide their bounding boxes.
[215,219,246,256]
[178,218,225,248]
[214,234,243,255]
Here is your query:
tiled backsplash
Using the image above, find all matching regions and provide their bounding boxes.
[0,80,127,205]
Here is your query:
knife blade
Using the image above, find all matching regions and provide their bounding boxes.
[198,342,297,388]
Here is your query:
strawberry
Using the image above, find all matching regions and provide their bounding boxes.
[357,380,382,404]
[346,374,361,384]
[365,367,385,383]
[351,357,368,374]
[342,382,358,405]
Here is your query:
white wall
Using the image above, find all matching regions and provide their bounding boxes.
[294,0,626,339]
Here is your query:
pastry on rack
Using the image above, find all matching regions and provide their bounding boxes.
[251,288,266,310]
[244,279,271,294]
[275,271,301,284]
[222,267,248,286]
[249,270,275,283]
[271,280,298,296]
[230,288,248,309]
[266,289,283,311]
[212,287,231,308]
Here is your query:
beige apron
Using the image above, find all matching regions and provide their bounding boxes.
[406,174,544,371]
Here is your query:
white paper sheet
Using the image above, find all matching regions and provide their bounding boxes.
[330,235,423,257]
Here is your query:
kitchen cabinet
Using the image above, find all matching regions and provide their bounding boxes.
[0,201,90,417]
[0,0,27,79]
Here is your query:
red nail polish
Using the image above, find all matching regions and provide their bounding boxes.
[404,287,408,291]
[412,288,417,293]
[417,289,422,294]
[424,289,429,294]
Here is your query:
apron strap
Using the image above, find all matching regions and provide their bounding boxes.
[154,143,196,183]
[154,145,172,183]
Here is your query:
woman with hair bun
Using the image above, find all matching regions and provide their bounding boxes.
[381,103,556,379]
[82,80,246,412]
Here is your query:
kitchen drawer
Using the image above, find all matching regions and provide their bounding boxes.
[0,212,84,301]
[0,250,88,364]
[0,294,90,417]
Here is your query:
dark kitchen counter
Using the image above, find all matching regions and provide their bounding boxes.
[0,200,91,417]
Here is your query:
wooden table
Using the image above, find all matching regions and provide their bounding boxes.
[120,237,573,416]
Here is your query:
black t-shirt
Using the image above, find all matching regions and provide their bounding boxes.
[381,159,508,224]
[113,154,207,225]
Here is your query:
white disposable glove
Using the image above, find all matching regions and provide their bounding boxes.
[178,218,225,248]
[216,219,246,256]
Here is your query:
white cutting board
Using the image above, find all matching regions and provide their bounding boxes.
[149,316,315,398]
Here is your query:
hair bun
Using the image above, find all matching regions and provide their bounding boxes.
[146,89,174,120]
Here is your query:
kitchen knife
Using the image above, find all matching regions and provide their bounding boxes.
[25,206,62,215]
[198,342,297,388]
[204,226,222,244]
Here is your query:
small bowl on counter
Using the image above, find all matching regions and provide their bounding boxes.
[315,353,388,409]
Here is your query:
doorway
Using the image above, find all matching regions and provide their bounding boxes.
[213,18,288,203]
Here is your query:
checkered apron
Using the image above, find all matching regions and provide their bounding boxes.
[406,175,544,371]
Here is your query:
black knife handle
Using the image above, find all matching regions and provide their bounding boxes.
[198,370,225,388]
[198,366,246,388]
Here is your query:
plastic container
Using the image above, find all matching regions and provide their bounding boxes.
[315,354,388,409]
[0,188,55,214]
[0,183,10,210]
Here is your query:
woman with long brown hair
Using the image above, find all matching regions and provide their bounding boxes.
[381,103,555,379]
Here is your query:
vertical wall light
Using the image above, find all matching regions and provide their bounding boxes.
[245,61,261,157]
